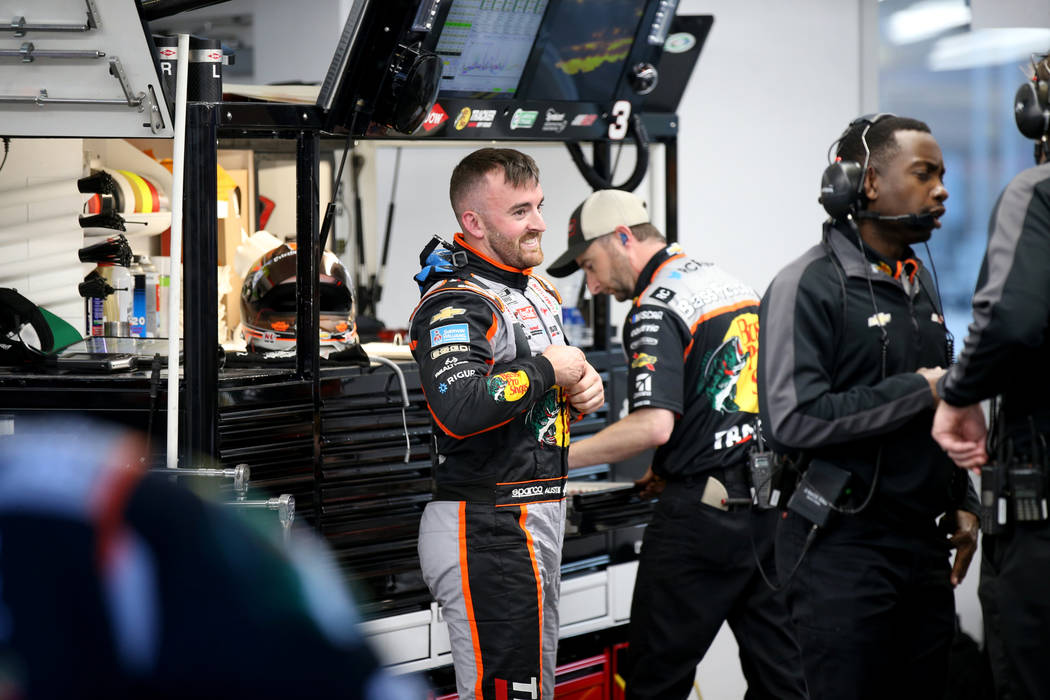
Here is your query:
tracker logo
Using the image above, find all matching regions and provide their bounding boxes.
[495,675,539,699]
[421,103,448,132]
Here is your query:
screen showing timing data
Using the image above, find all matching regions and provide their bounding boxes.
[434,0,551,98]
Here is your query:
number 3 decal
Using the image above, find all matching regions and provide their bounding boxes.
[608,100,631,140]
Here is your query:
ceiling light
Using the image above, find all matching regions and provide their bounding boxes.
[887,0,972,45]
[928,28,1050,71]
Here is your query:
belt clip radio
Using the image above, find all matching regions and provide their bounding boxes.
[748,428,778,509]
[786,461,851,528]
[979,461,1009,535]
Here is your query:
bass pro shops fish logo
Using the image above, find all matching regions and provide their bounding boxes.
[487,370,530,402]
[527,388,569,447]
[698,313,759,413]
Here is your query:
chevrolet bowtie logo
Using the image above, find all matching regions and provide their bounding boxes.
[431,306,466,323]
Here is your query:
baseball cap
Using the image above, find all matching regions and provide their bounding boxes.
[546,189,649,278]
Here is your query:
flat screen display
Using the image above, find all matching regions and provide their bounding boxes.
[525,0,647,102]
[434,0,551,98]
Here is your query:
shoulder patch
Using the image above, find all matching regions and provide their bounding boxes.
[430,306,466,324]
[431,323,470,345]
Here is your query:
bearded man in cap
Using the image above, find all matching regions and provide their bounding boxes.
[547,190,806,700]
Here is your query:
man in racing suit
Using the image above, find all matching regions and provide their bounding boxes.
[932,53,1050,700]
[409,148,603,700]
[546,189,806,700]
[759,115,979,698]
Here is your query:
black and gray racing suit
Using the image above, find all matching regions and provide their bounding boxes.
[758,222,978,699]
[409,233,571,700]
[939,162,1050,700]
[620,244,806,700]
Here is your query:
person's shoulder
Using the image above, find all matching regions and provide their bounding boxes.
[1003,161,1050,199]
[410,279,506,327]
[765,242,837,298]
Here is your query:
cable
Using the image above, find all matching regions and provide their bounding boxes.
[565,113,650,192]
[0,138,9,174]
[922,241,955,363]
[368,355,412,463]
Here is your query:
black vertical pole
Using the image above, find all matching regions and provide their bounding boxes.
[590,141,613,351]
[664,136,678,244]
[182,102,219,463]
[295,130,322,520]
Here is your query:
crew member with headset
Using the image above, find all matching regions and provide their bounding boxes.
[757,114,979,698]
[932,53,1050,699]
[547,190,807,700]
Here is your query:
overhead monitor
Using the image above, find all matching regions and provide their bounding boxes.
[433,0,550,99]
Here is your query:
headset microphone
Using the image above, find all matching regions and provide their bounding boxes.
[854,210,937,228]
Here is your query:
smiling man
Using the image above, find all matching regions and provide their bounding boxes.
[758,115,980,699]
[408,148,603,700]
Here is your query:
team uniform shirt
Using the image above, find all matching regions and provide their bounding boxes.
[623,243,761,480]
[759,222,977,524]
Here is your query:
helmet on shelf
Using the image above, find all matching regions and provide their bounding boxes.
[240,242,360,353]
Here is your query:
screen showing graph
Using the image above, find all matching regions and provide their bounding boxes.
[433,0,551,98]
[526,0,648,101]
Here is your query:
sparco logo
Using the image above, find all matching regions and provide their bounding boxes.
[512,485,545,498]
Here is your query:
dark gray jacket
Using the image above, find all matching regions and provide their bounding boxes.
[940,162,1050,438]
[759,223,976,525]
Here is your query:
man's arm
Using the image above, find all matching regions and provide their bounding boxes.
[759,260,936,451]
[940,174,1050,406]
[568,407,675,468]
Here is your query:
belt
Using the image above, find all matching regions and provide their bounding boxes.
[664,463,752,510]
[434,475,568,507]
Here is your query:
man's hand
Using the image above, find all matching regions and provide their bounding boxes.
[542,345,586,387]
[635,466,666,500]
[932,402,988,472]
[947,509,979,587]
[567,362,604,416]
[916,367,947,404]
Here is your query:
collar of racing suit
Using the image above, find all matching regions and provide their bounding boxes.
[631,242,685,300]
[415,233,533,293]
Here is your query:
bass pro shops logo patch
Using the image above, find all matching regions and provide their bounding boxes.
[698,313,759,414]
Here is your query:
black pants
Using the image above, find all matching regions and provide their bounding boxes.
[776,510,954,700]
[624,480,807,700]
[980,521,1050,700]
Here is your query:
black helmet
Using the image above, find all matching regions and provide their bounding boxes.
[240,243,360,353]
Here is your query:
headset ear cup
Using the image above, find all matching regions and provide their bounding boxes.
[819,161,864,221]
[1014,81,1050,140]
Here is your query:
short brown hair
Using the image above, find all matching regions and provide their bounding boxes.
[450,148,540,218]
[629,222,665,243]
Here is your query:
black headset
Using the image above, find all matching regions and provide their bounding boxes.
[818,113,895,221]
[1015,54,1050,160]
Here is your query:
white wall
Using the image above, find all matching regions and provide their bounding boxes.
[0,139,87,332]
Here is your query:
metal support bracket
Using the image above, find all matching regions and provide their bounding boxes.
[5,0,100,36]
[0,54,166,133]
[0,42,107,62]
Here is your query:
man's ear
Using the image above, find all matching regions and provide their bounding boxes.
[460,209,484,241]
[862,166,879,203]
